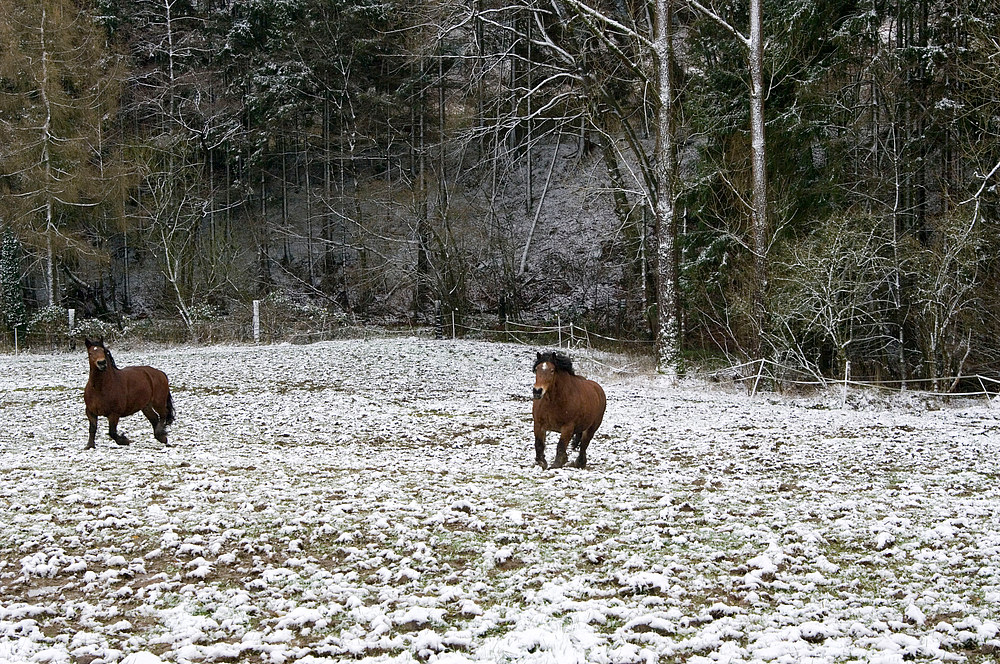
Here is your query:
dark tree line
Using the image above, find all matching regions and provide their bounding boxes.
[2,0,999,385]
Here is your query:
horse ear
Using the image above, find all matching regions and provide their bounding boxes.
[84,337,92,347]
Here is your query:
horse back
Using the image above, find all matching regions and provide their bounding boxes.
[126,366,171,412]
[131,365,169,395]
[581,377,606,427]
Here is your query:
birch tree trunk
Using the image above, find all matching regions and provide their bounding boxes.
[747,0,768,359]
[686,0,769,358]
[39,4,57,306]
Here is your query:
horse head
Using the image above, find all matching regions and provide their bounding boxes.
[85,338,112,372]
[533,351,575,400]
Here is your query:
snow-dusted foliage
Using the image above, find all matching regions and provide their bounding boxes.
[2,338,1000,663]
[0,230,26,332]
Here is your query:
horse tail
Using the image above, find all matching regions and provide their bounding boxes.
[164,390,175,425]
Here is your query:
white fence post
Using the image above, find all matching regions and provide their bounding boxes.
[14,328,19,355]
[68,308,75,334]
[451,311,456,339]
[253,300,260,343]
[978,376,992,408]
[557,315,562,348]
[842,360,851,408]
[750,359,765,397]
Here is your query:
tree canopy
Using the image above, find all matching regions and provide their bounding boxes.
[2,0,999,385]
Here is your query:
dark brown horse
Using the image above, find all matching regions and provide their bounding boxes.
[531,351,606,469]
[84,338,174,449]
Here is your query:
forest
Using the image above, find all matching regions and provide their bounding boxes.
[1,0,999,386]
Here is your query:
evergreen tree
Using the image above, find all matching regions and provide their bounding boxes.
[0,0,124,306]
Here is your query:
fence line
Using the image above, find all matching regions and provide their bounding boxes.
[688,357,999,403]
[5,307,998,400]
[453,317,655,347]
[457,318,1000,400]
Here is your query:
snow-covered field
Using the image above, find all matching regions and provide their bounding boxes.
[2,337,1000,664]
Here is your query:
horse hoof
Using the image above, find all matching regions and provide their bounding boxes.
[85,443,95,450]
[536,460,548,470]
[115,438,130,446]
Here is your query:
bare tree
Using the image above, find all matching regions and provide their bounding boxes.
[909,213,983,390]
[454,0,681,343]
[770,216,897,379]
[131,156,202,330]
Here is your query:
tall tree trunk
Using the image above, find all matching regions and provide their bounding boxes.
[40,3,57,306]
[519,133,562,277]
[413,60,431,318]
[305,138,314,286]
[525,11,533,214]
[281,134,290,263]
[258,157,272,297]
[748,0,767,359]
[685,0,769,360]
[654,0,680,374]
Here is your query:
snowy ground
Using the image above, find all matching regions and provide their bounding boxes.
[2,337,1000,664]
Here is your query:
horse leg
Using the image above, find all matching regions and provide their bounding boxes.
[574,429,595,469]
[143,406,170,446]
[552,429,573,468]
[534,427,548,470]
[107,415,130,446]
[570,432,581,450]
[86,412,98,449]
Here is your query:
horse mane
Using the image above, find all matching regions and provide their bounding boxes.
[104,346,118,369]
[533,351,575,375]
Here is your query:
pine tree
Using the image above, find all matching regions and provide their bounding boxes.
[0,0,124,306]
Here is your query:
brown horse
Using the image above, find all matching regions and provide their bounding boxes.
[84,338,175,449]
[531,351,606,469]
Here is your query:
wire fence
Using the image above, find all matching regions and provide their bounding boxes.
[441,314,1000,403]
[3,306,997,404]
[442,313,655,351]
[701,356,1000,406]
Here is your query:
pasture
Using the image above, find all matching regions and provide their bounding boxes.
[1,338,999,664]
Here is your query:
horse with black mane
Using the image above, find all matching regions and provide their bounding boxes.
[531,351,606,469]
[83,338,175,449]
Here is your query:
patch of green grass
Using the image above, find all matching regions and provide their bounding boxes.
[7,384,73,393]
[179,385,241,396]
[413,408,457,418]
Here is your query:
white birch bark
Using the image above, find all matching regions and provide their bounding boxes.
[685,0,769,358]
[747,0,768,357]
[39,4,57,306]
